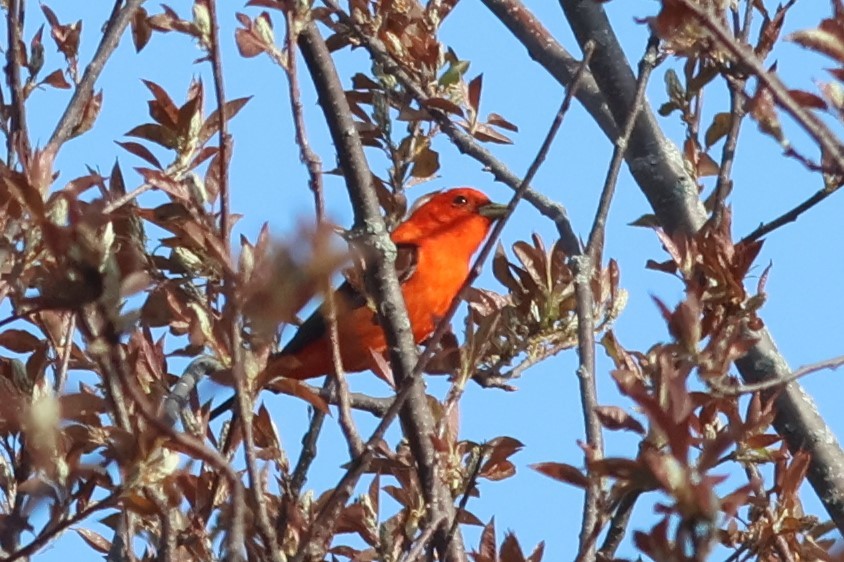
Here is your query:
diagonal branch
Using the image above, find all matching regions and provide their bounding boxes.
[206,1,283,558]
[47,0,146,151]
[296,20,465,561]
[7,0,31,163]
[556,0,844,535]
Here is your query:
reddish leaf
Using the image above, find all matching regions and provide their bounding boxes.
[487,112,519,132]
[131,7,152,52]
[594,405,646,434]
[788,89,828,110]
[272,379,329,414]
[420,97,464,116]
[41,68,70,89]
[125,123,179,150]
[74,528,111,554]
[500,532,527,562]
[142,80,180,129]
[199,96,252,145]
[116,141,163,169]
[530,462,588,488]
[0,329,41,353]
[468,73,483,115]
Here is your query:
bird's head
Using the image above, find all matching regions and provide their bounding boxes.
[393,187,508,243]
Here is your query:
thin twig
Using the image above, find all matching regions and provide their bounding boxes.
[598,490,640,558]
[398,515,448,562]
[285,9,325,219]
[325,286,364,456]
[206,1,281,559]
[288,386,329,496]
[47,0,146,150]
[296,19,463,561]
[711,0,754,226]
[739,187,838,244]
[443,448,484,554]
[586,35,658,261]
[102,182,154,214]
[7,0,31,163]
[53,312,76,393]
[4,491,121,562]
[714,354,844,397]
[573,36,657,562]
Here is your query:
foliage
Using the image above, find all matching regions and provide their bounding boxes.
[0,1,843,561]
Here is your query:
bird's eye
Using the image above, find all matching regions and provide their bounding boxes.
[453,195,468,206]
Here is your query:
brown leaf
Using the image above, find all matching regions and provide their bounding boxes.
[594,405,646,434]
[704,112,732,148]
[789,22,844,64]
[74,528,111,554]
[466,121,514,144]
[468,73,483,115]
[131,7,152,52]
[199,96,252,146]
[253,403,280,449]
[0,329,41,353]
[529,462,588,488]
[420,97,464,116]
[126,123,179,150]
[235,26,265,58]
[788,89,828,110]
[41,68,70,89]
[116,141,163,169]
[143,79,180,129]
[478,518,497,561]
[748,81,785,143]
[697,151,720,178]
[500,532,527,562]
[60,392,107,421]
[70,90,103,139]
[487,112,519,132]
[270,378,329,414]
[410,146,439,178]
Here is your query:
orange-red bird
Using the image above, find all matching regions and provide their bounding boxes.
[263,187,506,384]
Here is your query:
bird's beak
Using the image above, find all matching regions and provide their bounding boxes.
[478,202,508,220]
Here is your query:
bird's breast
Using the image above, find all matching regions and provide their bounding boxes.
[401,244,470,340]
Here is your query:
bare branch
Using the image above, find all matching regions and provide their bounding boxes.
[5,491,121,562]
[740,187,838,244]
[711,0,754,225]
[207,1,281,559]
[285,10,325,219]
[7,0,31,162]
[716,354,844,397]
[295,19,464,560]
[47,0,146,150]
[558,0,844,534]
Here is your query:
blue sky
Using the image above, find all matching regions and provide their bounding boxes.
[13,0,844,559]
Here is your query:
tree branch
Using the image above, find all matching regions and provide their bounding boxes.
[553,0,844,535]
[296,20,464,561]
[47,0,146,150]
[207,1,281,558]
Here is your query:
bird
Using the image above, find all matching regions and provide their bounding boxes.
[260,187,507,385]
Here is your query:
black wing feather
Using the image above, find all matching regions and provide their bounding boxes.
[278,243,419,356]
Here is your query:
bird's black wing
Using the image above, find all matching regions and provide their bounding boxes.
[278,242,419,356]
